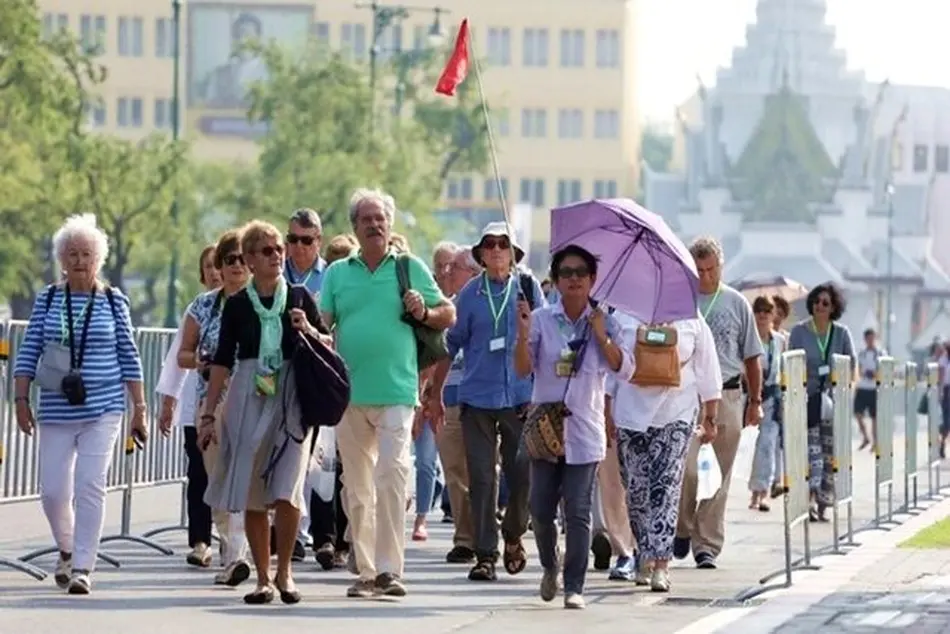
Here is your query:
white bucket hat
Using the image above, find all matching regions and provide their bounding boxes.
[471,221,525,267]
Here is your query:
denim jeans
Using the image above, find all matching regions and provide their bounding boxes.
[529,459,599,595]
[414,421,440,515]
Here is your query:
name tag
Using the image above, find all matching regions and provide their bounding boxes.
[489,337,505,352]
[818,365,830,377]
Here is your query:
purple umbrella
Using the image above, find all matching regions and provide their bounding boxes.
[550,198,698,323]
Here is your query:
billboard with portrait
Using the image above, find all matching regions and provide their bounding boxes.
[186,3,313,139]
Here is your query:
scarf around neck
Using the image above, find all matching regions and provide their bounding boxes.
[246,277,287,372]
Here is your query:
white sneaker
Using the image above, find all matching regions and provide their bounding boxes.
[650,568,671,592]
[67,570,91,595]
[54,554,72,589]
[186,543,212,568]
[563,593,585,609]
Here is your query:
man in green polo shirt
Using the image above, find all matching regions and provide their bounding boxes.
[320,187,455,600]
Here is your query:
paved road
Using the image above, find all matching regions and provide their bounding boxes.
[0,416,944,634]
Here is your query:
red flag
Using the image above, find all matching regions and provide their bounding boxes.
[435,19,470,97]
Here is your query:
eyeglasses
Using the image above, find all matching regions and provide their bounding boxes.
[256,245,284,257]
[557,266,591,279]
[481,237,510,250]
[287,233,318,246]
[223,253,244,267]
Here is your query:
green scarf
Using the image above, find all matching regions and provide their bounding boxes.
[246,277,287,372]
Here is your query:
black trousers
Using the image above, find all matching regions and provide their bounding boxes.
[308,459,348,551]
[183,426,212,547]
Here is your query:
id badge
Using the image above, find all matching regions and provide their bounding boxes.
[489,337,505,352]
[818,365,830,377]
[255,372,276,396]
[555,361,573,378]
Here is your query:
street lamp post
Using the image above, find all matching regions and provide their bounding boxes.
[164,0,182,328]
[355,3,446,127]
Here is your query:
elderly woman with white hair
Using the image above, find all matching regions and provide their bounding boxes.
[13,214,147,595]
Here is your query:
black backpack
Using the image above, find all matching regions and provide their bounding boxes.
[286,285,350,435]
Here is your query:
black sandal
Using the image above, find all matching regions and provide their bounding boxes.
[467,560,497,581]
[275,581,301,604]
[757,502,770,512]
[503,541,527,576]
[243,584,275,605]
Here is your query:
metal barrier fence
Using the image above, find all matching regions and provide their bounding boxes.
[829,353,856,554]
[903,361,920,514]
[0,321,183,580]
[926,362,943,498]
[873,357,898,529]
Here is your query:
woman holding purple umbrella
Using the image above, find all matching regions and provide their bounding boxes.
[513,244,633,610]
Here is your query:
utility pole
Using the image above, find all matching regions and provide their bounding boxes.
[885,183,895,352]
[164,0,182,327]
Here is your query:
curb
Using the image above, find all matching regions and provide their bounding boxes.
[674,493,950,634]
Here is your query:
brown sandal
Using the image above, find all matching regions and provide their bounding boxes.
[503,541,527,575]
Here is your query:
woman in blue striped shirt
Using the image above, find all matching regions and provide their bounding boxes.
[13,214,147,596]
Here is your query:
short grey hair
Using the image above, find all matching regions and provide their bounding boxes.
[689,236,724,264]
[53,214,109,274]
[349,187,396,228]
[456,247,480,271]
[432,241,460,263]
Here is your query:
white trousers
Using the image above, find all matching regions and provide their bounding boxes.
[39,413,123,572]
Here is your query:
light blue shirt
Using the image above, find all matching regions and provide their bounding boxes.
[284,257,326,297]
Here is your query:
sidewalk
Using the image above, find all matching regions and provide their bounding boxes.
[0,417,942,633]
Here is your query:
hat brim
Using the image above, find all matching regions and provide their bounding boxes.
[472,239,525,267]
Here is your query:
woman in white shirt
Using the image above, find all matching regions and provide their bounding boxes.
[605,310,721,592]
[155,246,221,567]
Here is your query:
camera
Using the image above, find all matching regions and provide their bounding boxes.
[61,370,87,406]
[199,350,213,381]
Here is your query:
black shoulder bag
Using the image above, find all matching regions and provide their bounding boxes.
[61,284,98,406]
[395,254,449,371]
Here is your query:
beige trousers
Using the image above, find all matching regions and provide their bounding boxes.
[337,404,415,581]
[676,389,744,557]
[435,406,474,549]
[597,441,635,556]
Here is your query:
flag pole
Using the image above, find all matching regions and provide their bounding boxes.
[466,33,521,275]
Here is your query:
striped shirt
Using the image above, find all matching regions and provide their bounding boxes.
[13,285,144,424]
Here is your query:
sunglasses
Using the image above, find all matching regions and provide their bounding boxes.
[557,266,590,279]
[287,233,318,246]
[222,253,244,267]
[256,245,284,257]
[481,237,510,250]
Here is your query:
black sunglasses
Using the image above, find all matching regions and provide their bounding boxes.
[222,253,244,267]
[256,245,284,257]
[287,233,318,246]
[557,265,590,279]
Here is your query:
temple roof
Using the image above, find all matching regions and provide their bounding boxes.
[728,76,838,222]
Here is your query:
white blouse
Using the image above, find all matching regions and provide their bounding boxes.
[154,306,199,428]
[606,312,723,432]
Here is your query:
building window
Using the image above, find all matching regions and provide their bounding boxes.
[131,98,143,127]
[593,179,618,198]
[913,144,929,173]
[557,179,583,205]
[117,97,143,128]
[936,145,949,173]
[446,178,459,200]
[80,15,102,53]
[41,13,54,39]
[341,23,367,61]
[522,28,549,67]
[559,29,584,67]
[595,29,620,68]
[86,102,107,128]
[376,24,402,60]
[459,177,473,200]
[118,17,145,56]
[557,109,583,139]
[495,108,510,137]
[117,98,129,127]
[519,179,545,206]
[56,13,69,32]
[594,109,620,139]
[154,98,170,129]
[521,108,547,138]
[313,22,330,48]
[155,17,177,58]
[487,27,511,66]
[484,177,509,202]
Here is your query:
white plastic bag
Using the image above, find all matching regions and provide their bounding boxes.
[734,426,760,484]
[696,443,722,502]
[308,427,337,503]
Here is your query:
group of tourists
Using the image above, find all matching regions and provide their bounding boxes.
[11,188,881,610]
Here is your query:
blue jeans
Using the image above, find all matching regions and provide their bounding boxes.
[749,417,780,493]
[414,422,440,515]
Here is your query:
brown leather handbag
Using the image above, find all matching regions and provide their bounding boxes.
[630,325,682,388]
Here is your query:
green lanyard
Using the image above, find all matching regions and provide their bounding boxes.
[812,319,832,358]
[700,285,722,321]
[483,273,514,334]
[60,298,92,345]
